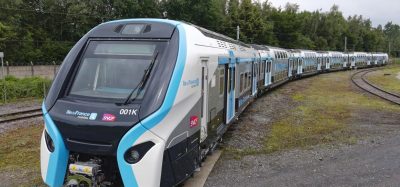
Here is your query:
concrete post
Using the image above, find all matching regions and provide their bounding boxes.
[0,54,3,79]
[0,53,5,103]
[6,61,9,76]
[30,61,34,77]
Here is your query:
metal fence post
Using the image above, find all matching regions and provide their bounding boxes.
[30,61,34,77]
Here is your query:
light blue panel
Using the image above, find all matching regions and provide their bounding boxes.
[42,103,69,187]
[236,58,254,63]
[218,56,230,64]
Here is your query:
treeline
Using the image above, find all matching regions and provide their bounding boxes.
[0,0,399,64]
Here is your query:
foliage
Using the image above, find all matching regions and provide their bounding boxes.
[0,0,400,64]
[0,76,51,103]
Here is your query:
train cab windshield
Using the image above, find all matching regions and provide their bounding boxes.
[69,40,165,102]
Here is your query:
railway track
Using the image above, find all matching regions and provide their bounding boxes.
[351,68,400,105]
[0,107,42,124]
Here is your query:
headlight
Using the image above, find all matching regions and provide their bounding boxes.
[124,141,155,164]
[44,130,55,152]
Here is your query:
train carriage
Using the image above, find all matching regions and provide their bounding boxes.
[40,18,259,187]
[345,52,356,69]
[327,51,345,71]
[366,53,373,66]
[40,18,390,187]
[250,44,273,93]
[354,52,369,68]
[317,52,331,71]
[265,46,290,87]
[374,53,384,66]
[288,49,303,78]
[300,50,319,76]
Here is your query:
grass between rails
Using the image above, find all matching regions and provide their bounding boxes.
[225,71,400,159]
[366,64,400,95]
[0,124,45,186]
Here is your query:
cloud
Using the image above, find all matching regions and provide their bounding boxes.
[264,0,399,27]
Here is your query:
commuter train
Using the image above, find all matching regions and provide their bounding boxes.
[40,19,389,187]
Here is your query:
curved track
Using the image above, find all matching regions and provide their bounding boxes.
[0,107,42,124]
[351,69,400,105]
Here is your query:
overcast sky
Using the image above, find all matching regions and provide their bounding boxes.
[265,0,399,27]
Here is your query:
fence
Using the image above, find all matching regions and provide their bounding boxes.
[0,61,61,80]
[0,62,58,104]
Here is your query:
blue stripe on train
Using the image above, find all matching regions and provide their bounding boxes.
[116,21,187,187]
[42,103,69,187]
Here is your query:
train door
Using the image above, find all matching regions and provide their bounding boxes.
[326,57,330,70]
[367,56,371,66]
[321,57,326,70]
[298,58,303,74]
[252,61,257,96]
[317,57,321,71]
[264,60,269,86]
[288,58,293,77]
[225,64,235,124]
[200,60,208,142]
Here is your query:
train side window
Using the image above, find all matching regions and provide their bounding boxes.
[219,68,224,96]
[239,73,244,93]
[243,73,247,90]
[263,61,266,74]
[247,73,251,89]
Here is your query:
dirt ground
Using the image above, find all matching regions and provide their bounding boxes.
[1,69,400,187]
[205,70,400,187]
[0,99,43,134]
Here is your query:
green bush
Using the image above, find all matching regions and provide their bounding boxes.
[0,76,52,103]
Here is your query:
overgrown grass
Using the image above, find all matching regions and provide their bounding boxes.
[0,125,44,186]
[225,71,400,159]
[266,72,400,152]
[366,65,400,95]
[391,58,400,64]
[0,76,51,104]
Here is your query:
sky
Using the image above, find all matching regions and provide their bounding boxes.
[265,0,399,27]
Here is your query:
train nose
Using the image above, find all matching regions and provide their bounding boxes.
[117,124,166,187]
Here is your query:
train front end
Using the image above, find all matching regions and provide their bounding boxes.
[40,19,188,187]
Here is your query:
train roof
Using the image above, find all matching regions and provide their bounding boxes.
[249,44,270,51]
[264,45,289,52]
[181,21,250,48]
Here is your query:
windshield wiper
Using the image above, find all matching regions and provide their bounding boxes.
[122,51,159,105]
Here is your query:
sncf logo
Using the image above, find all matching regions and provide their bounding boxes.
[102,113,116,122]
[190,116,199,128]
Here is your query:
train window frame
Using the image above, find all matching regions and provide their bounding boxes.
[66,39,168,103]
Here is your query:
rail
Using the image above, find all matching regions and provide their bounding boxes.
[0,107,42,124]
[351,69,400,105]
